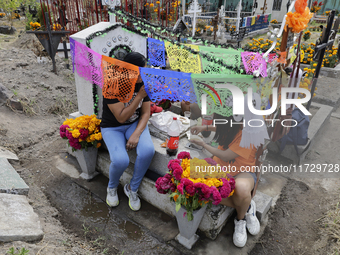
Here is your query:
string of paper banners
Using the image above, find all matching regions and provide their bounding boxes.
[70,0,314,149]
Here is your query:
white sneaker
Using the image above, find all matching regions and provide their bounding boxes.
[124,184,141,211]
[106,187,119,207]
[233,218,247,248]
[246,200,260,235]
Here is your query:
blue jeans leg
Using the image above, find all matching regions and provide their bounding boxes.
[125,122,155,192]
[101,126,130,189]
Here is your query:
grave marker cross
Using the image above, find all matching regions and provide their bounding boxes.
[307,10,339,110]
[188,0,202,37]
[102,0,121,23]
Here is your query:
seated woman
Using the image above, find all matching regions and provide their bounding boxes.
[190,114,260,248]
[101,52,155,211]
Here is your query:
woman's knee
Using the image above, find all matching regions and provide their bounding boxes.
[110,153,130,169]
[234,179,252,200]
[138,143,155,159]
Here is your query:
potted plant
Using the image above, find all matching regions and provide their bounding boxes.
[155,152,235,249]
[60,115,102,180]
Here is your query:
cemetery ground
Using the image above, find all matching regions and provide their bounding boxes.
[0,21,340,254]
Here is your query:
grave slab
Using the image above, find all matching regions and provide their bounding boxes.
[0,146,19,161]
[0,158,29,195]
[0,193,43,242]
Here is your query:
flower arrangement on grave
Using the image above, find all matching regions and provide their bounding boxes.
[60,115,102,152]
[270,19,278,24]
[303,30,311,41]
[301,43,338,68]
[53,23,62,31]
[310,1,323,13]
[0,13,5,18]
[11,12,20,20]
[30,22,41,31]
[155,152,236,221]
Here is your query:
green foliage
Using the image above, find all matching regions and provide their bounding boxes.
[6,247,30,255]
[0,0,20,25]
[37,2,48,27]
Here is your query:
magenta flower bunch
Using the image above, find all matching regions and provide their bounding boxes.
[60,115,102,151]
[155,152,235,221]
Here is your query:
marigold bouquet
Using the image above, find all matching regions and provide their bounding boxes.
[310,1,323,13]
[156,152,235,221]
[60,115,102,151]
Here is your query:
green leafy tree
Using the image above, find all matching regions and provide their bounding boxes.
[0,0,20,25]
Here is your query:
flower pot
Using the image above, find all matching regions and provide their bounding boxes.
[174,204,207,249]
[74,146,99,181]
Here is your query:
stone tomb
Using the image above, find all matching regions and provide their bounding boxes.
[69,22,272,240]
[71,22,147,118]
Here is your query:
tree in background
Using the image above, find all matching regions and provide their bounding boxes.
[0,0,20,26]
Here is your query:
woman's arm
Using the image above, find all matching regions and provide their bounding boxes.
[126,101,150,151]
[189,138,239,162]
[108,85,148,124]
[190,125,216,135]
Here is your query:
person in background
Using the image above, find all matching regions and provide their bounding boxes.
[101,52,155,211]
[189,114,260,248]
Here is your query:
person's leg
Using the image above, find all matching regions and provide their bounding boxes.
[101,126,130,189]
[220,172,257,247]
[220,172,255,219]
[125,121,155,192]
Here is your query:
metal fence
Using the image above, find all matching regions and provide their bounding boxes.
[39,0,182,35]
[39,0,111,35]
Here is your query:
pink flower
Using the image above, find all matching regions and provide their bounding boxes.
[219,180,231,198]
[177,183,184,194]
[79,129,89,140]
[66,129,73,140]
[186,184,195,196]
[156,187,167,194]
[194,182,211,199]
[170,183,176,192]
[177,151,191,160]
[204,158,217,166]
[180,178,196,196]
[183,212,187,218]
[227,176,236,191]
[69,139,82,150]
[172,165,183,181]
[211,186,222,205]
[59,125,69,138]
[164,173,172,180]
[155,177,168,194]
[167,159,181,172]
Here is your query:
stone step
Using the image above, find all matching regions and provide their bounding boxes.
[96,150,272,240]
[0,193,43,242]
[0,158,29,195]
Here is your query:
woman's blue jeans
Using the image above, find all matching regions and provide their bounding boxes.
[101,121,155,192]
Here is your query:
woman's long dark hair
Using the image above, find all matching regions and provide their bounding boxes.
[213,114,242,149]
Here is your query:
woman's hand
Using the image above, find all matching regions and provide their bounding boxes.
[189,138,205,147]
[190,126,205,135]
[138,85,148,99]
[126,132,140,151]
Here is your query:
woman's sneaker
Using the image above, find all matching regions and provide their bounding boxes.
[246,200,260,235]
[124,184,141,211]
[233,218,247,248]
[106,187,119,207]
